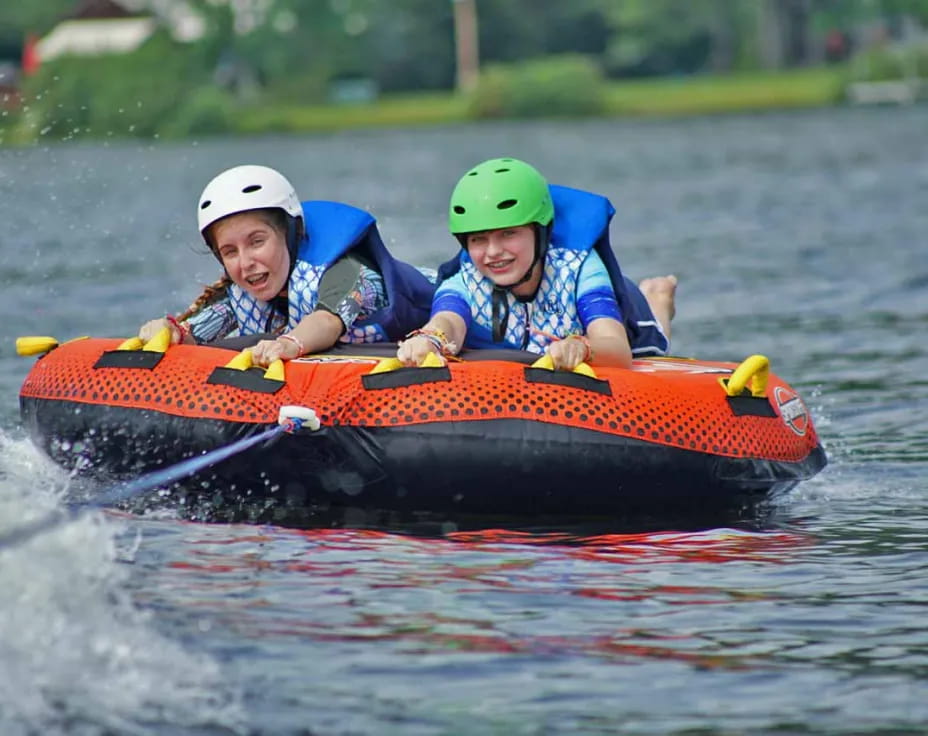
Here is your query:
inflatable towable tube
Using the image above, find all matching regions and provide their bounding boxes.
[18,336,826,519]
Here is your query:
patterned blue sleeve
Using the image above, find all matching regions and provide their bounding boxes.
[430,271,472,327]
[576,250,623,328]
[183,297,239,344]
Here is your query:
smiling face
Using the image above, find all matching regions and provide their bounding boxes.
[465,225,538,290]
[209,211,290,301]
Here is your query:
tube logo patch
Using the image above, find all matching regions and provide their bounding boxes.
[774,386,809,436]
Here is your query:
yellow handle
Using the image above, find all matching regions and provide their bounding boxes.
[370,357,403,374]
[263,359,285,382]
[369,352,445,374]
[142,327,172,353]
[723,354,770,398]
[420,351,445,368]
[117,337,143,351]
[15,336,59,356]
[531,353,598,378]
[531,354,556,371]
[572,362,597,378]
[224,349,254,370]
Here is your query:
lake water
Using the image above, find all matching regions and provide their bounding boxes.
[1,105,927,734]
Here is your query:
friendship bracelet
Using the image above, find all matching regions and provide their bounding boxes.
[406,327,450,344]
[277,333,305,357]
[533,328,595,364]
[413,331,444,350]
[404,328,456,356]
[165,314,190,343]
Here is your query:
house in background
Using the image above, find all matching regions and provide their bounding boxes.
[35,0,203,65]
[28,0,263,103]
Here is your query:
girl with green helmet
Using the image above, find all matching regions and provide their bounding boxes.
[397,157,676,370]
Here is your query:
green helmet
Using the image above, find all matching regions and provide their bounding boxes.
[448,158,554,236]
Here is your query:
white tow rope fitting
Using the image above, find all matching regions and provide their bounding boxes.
[278,405,321,433]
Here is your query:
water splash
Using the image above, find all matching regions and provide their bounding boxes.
[0,432,246,735]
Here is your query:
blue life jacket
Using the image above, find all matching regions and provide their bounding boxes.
[436,185,668,355]
[229,200,435,342]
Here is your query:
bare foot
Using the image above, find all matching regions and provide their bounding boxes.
[638,274,677,341]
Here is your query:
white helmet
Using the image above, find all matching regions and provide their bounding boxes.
[197,164,302,235]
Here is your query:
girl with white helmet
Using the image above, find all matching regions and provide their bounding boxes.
[139,164,435,365]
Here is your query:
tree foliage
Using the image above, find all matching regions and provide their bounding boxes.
[0,0,72,57]
[472,55,606,118]
[18,31,228,140]
[4,0,928,87]
[2,0,927,141]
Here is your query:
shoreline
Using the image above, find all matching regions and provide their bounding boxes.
[234,67,849,137]
[0,66,869,145]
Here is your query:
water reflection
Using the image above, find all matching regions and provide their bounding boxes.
[126,523,812,656]
[116,515,926,699]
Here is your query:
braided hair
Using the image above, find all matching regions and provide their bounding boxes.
[177,275,232,321]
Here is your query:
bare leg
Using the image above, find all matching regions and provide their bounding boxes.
[638,275,677,341]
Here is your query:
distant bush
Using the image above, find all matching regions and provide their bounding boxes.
[17,32,214,141]
[848,42,928,82]
[472,55,606,118]
[232,93,468,135]
[158,86,234,139]
[260,69,331,106]
[604,68,844,116]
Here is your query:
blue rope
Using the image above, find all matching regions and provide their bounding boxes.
[0,422,293,551]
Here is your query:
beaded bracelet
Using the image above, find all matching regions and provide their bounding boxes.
[405,328,453,356]
[277,333,305,357]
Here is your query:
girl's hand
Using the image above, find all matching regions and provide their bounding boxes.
[397,334,445,367]
[546,335,592,371]
[251,336,301,367]
[139,318,182,344]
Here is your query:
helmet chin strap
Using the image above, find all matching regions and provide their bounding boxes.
[491,287,509,343]
[285,215,301,278]
[503,222,550,297]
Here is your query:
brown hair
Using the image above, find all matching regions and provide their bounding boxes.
[202,207,291,252]
[178,274,232,321]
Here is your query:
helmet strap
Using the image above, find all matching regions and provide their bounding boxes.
[509,223,550,300]
[285,215,303,278]
[491,287,510,343]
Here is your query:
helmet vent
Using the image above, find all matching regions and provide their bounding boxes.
[242,184,262,193]
[200,200,211,210]
[494,168,510,173]
[453,205,466,214]
[496,199,517,210]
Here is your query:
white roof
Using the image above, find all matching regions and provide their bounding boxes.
[35,1,206,62]
[37,18,157,61]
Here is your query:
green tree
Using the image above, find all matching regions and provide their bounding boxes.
[600,0,759,75]
[0,0,72,58]
[18,30,224,140]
